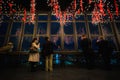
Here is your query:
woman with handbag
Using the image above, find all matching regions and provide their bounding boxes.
[28,38,40,72]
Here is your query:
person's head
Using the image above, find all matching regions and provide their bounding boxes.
[98,36,104,40]
[81,34,87,40]
[45,37,49,41]
[32,38,38,43]
[7,42,13,48]
[7,42,13,45]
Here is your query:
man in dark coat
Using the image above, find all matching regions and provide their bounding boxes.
[96,36,113,69]
[80,34,94,69]
[42,37,54,71]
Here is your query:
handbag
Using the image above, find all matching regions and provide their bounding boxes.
[29,47,38,53]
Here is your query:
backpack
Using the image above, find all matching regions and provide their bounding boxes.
[41,41,53,56]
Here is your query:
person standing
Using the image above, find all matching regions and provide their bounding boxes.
[42,37,54,72]
[96,36,113,69]
[80,34,94,69]
[28,38,40,72]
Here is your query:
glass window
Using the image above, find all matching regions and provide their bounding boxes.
[0,22,9,35]
[24,23,34,34]
[51,22,60,35]
[76,22,86,34]
[38,15,48,21]
[2,15,10,21]
[103,15,109,21]
[114,15,120,21]
[13,15,23,21]
[77,36,82,50]
[64,36,75,50]
[89,22,99,34]
[38,36,46,48]
[91,36,99,51]
[101,23,113,34]
[50,36,61,50]
[64,23,73,34]
[0,37,5,47]
[75,15,85,21]
[9,36,19,51]
[51,15,57,20]
[115,22,120,34]
[87,15,92,21]
[37,22,47,34]
[105,36,117,50]
[21,36,32,51]
[11,22,22,35]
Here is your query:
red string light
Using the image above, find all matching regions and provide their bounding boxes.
[74,0,76,10]
[8,3,16,14]
[89,0,92,4]
[80,0,83,12]
[0,0,2,14]
[30,0,36,23]
[22,8,27,23]
[98,0,106,16]
[107,7,113,20]
[92,3,104,25]
[114,0,119,16]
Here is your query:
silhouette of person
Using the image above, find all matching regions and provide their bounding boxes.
[42,37,54,71]
[80,34,94,69]
[96,36,113,69]
[28,38,40,72]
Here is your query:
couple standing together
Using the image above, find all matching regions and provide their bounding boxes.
[28,37,53,72]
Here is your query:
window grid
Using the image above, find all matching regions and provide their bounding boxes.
[0,13,119,51]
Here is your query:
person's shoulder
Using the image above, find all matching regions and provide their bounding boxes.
[32,42,35,44]
[32,42,36,46]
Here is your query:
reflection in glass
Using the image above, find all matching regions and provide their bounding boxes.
[11,22,22,35]
[64,36,75,50]
[38,15,48,21]
[77,36,82,50]
[101,23,113,34]
[24,23,34,34]
[21,36,32,51]
[91,36,98,51]
[89,22,99,34]
[38,36,46,48]
[51,15,57,20]
[51,23,60,34]
[76,22,86,34]
[51,36,61,50]
[13,15,23,21]
[0,22,8,35]
[53,54,60,64]
[115,22,120,33]
[37,22,47,34]
[75,15,85,20]
[87,15,92,21]
[0,37,5,47]
[114,15,120,21]
[103,15,109,21]
[64,23,73,34]
[105,36,117,50]
[2,15,10,21]
[9,36,19,51]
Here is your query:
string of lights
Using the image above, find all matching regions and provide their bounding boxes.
[0,0,119,25]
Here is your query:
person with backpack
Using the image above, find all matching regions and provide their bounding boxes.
[42,37,54,71]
